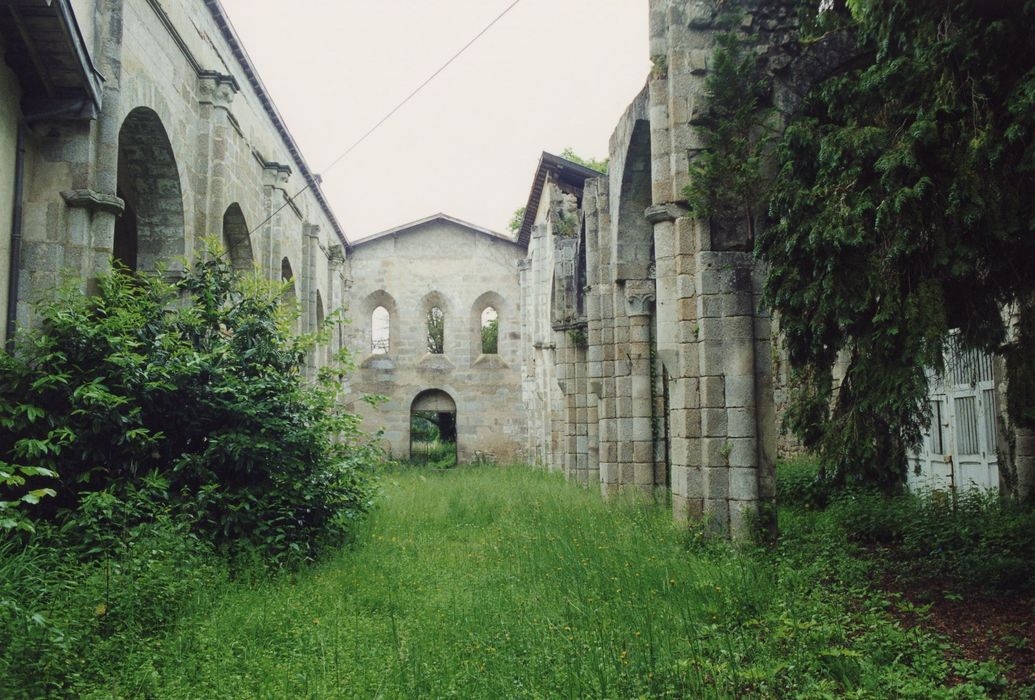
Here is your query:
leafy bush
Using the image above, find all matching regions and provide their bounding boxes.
[0,247,378,563]
[827,486,1035,592]
[776,456,835,508]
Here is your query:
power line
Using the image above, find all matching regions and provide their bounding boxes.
[249,0,523,236]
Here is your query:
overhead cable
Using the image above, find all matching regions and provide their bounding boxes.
[249,0,523,236]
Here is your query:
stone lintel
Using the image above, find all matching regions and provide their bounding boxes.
[645,202,688,224]
[624,278,656,317]
[61,189,125,216]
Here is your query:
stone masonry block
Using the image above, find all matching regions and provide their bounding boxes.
[701,376,725,408]
[705,499,731,536]
[721,291,755,317]
[721,339,755,377]
[634,462,654,486]
[727,438,757,469]
[704,467,729,500]
[698,317,723,342]
[620,462,635,484]
[699,293,722,319]
[724,376,756,408]
[670,437,691,465]
[729,500,757,540]
[702,408,728,437]
[729,468,759,501]
[700,340,724,376]
[702,437,727,467]
[727,408,756,439]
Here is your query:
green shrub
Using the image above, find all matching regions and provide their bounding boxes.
[776,456,834,508]
[0,246,378,563]
[826,485,1035,592]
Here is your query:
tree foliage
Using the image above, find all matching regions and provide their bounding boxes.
[759,0,1035,488]
[481,317,499,355]
[684,28,773,231]
[0,246,378,561]
[426,307,445,354]
[559,147,609,174]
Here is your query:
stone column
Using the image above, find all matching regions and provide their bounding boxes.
[61,190,125,285]
[625,279,656,496]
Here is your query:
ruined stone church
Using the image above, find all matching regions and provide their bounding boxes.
[1,0,1022,539]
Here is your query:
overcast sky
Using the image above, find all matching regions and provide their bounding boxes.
[217,0,650,241]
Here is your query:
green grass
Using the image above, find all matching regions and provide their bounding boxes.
[71,465,996,699]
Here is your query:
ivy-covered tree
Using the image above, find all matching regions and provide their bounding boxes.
[759,0,1035,491]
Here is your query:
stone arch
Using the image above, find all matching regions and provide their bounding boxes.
[470,290,507,357]
[421,290,451,355]
[362,290,399,357]
[613,118,653,282]
[409,388,458,465]
[316,289,328,365]
[221,203,253,272]
[115,107,185,273]
[281,257,299,331]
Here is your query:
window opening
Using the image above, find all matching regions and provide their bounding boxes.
[426,306,444,354]
[480,306,499,354]
[372,306,390,354]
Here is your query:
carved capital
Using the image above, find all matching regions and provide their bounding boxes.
[327,244,346,264]
[61,189,125,216]
[624,278,656,316]
[262,161,292,188]
[645,202,688,224]
[198,71,240,109]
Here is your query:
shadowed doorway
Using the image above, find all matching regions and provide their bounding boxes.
[410,389,457,467]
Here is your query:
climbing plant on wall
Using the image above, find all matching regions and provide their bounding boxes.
[758,0,1035,490]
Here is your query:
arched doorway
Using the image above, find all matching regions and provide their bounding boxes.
[115,107,185,273]
[410,389,457,467]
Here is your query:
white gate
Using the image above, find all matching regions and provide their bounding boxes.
[908,340,1000,492]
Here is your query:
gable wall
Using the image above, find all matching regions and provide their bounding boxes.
[347,220,526,462]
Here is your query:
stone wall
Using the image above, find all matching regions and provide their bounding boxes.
[517,0,804,538]
[346,215,526,463]
[1,0,348,358]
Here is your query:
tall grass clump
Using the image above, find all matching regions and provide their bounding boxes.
[116,466,993,699]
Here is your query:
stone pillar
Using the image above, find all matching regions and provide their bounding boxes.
[197,72,240,249]
[625,279,657,496]
[261,164,291,279]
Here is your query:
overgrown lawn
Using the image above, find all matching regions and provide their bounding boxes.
[78,466,1004,698]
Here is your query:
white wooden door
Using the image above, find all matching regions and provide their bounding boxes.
[908,342,999,492]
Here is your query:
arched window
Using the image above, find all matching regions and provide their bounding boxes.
[372,306,390,354]
[426,306,444,354]
[480,306,499,354]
